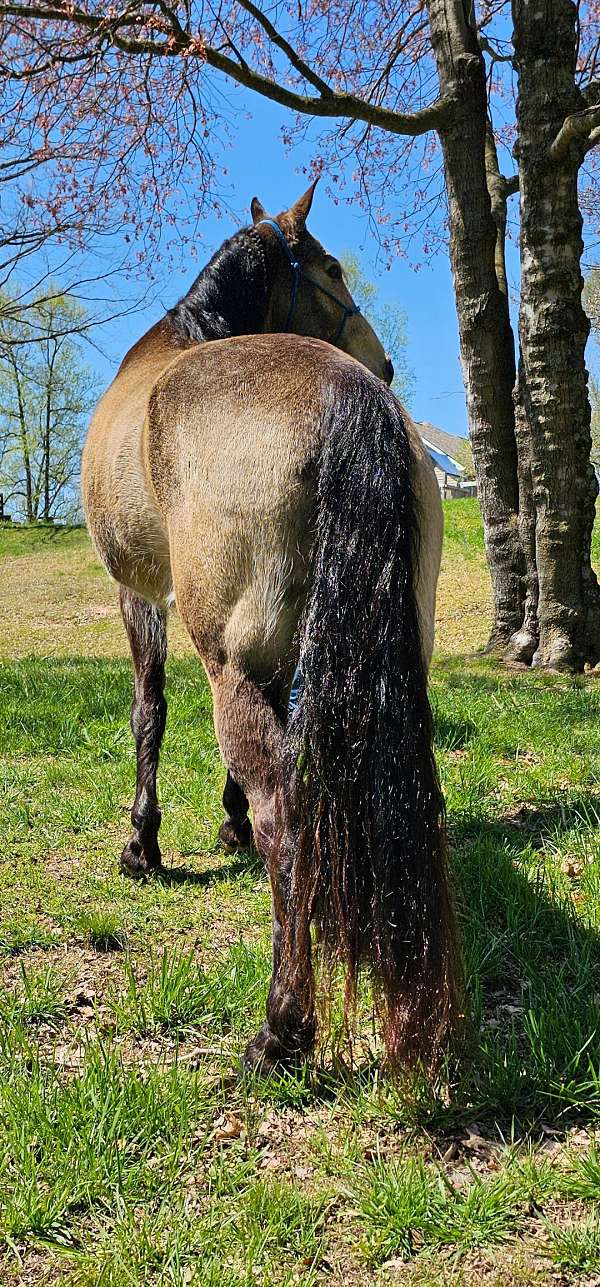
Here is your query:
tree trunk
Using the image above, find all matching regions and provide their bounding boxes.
[484,128,510,304]
[512,0,600,669]
[11,355,33,522]
[485,132,540,664]
[427,0,525,648]
[507,358,540,664]
[43,345,55,521]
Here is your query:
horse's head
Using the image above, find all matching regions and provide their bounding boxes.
[251,183,394,386]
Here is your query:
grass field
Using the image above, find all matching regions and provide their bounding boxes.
[1,503,599,1286]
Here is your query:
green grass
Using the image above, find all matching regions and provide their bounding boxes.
[106,943,269,1037]
[76,909,127,952]
[439,497,487,558]
[547,1213,600,1274]
[0,961,71,1028]
[0,520,87,557]
[0,505,599,1284]
[358,1157,523,1262]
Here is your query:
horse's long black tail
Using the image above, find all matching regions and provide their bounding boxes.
[284,370,460,1068]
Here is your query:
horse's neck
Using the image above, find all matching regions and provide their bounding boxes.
[168,231,268,343]
[116,232,268,379]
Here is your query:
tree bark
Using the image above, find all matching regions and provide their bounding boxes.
[484,127,510,304]
[507,358,540,664]
[512,0,600,669]
[427,0,525,648]
[484,130,540,664]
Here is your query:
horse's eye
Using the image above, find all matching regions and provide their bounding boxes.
[327,263,342,280]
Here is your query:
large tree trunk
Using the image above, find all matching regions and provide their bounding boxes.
[427,0,525,648]
[512,0,600,670]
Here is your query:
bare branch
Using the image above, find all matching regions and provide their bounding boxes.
[478,33,514,65]
[1,0,458,136]
[235,0,332,97]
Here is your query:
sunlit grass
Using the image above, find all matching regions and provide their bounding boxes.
[0,508,599,1284]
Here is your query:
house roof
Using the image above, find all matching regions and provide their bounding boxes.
[415,421,466,478]
[425,444,465,477]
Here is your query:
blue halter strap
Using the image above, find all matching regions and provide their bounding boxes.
[258,218,360,344]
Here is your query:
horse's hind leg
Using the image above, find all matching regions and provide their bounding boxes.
[210,662,315,1070]
[119,587,167,878]
[218,672,288,853]
[219,771,252,851]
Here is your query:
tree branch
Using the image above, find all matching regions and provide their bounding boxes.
[550,101,600,160]
[583,79,600,106]
[484,126,511,299]
[478,33,514,65]
[235,0,332,97]
[1,0,458,137]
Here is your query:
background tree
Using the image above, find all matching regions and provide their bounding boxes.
[0,287,97,522]
[340,252,415,407]
[512,0,600,669]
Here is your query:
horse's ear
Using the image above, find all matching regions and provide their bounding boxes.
[288,178,319,230]
[251,196,268,224]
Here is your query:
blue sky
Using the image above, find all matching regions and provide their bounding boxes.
[87,84,547,442]
[89,90,481,439]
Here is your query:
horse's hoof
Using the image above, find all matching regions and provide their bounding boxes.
[242,1023,288,1076]
[242,1021,311,1077]
[120,839,161,880]
[218,816,253,852]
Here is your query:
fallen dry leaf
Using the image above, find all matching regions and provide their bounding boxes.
[562,857,583,879]
[213,1112,244,1143]
[259,1154,280,1171]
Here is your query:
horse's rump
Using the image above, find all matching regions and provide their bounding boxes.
[144,334,343,674]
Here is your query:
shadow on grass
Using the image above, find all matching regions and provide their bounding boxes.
[4,654,600,1142]
[432,707,478,752]
[446,809,600,1135]
[434,650,599,695]
[156,847,263,887]
[457,794,600,849]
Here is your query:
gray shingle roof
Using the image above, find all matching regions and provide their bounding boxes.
[415,420,468,462]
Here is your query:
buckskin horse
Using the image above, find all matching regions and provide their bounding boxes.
[82,183,458,1072]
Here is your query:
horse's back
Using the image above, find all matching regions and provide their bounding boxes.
[145,333,336,510]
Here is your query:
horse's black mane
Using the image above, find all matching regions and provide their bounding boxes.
[168,225,271,342]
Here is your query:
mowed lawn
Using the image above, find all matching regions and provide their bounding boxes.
[1,502,599,1287]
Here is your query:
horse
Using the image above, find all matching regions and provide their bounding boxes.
[82,182,458,1072]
